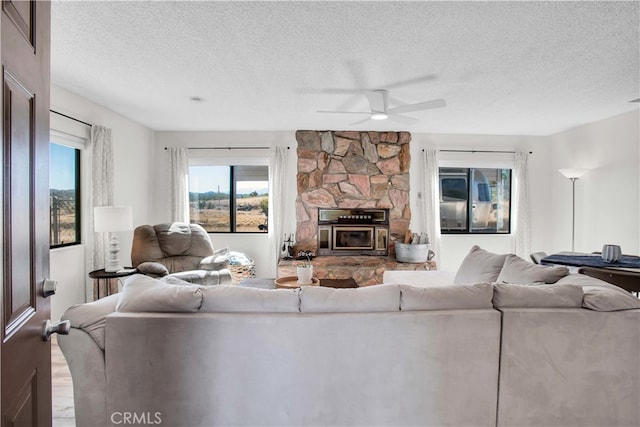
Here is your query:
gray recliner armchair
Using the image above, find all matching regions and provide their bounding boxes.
[131,222,232,285]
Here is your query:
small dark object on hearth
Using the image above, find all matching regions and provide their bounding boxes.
[296,250,315,260]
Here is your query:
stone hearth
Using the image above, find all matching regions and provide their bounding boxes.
[278,256,436,287]
[295,130,411,255]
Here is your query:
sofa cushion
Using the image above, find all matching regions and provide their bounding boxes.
[61,293,119,350]
[496,254,569,284]
[116,274,203,312]
[492,283,583,308]
[170,269,231,286]
[199,285,300,312]
[555,274,640,311]
[400,283,493,311]
[582,287,640,311]
[556,273,632,293]
[299,285,400,313]
[382,270,457,286]
[454,246,507,285]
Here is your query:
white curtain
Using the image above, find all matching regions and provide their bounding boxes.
[512,151,531,258]
[420,148,442,269]
[86,125,114,300]
[168,147,189,223]
[268,146,289,274]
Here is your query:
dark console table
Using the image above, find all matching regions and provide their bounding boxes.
[542,252,640,294]
[577,267,640,294]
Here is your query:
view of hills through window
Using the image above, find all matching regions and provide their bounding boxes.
[188,165,268,232]
[50,143,80,246]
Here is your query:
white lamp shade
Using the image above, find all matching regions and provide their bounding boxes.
[94,206,133,232]
[558,168,590,179]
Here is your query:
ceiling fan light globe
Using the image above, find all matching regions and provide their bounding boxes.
[371,112,388,120]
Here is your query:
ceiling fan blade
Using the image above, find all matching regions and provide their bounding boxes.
[350,117,372,126]
[317,110,372,115]
[388,114,419,125]
[365,90,388,113]
[387,98,447,115]
[319,88,367,94]
[384,74,438,90]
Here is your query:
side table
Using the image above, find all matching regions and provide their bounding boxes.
[89,268,138,300]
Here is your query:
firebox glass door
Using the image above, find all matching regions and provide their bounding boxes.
[333,227,374,250]
[318,227,330,249]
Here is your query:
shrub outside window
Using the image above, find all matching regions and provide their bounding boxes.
[439,167,511,233]
[50,143,81,247]
[189,165,269,233]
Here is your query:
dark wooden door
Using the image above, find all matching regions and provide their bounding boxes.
[0,1,51,426]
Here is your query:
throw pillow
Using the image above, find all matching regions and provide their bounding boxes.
[400,283,493,311]
[200,247,230,271]
[492,283,583,308]
[136,261,169,277]
[200,286,300,313]
[299,285,400,313]
[496,254,569,284]
[116,274,203,312]
[454,245,507,285]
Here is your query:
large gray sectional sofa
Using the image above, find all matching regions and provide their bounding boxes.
[59,247,640,427]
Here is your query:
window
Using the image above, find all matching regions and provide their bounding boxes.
[439,167,511,233]
[50,143,81,247]
[189,165,269,233]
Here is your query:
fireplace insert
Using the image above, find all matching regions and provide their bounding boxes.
[317,208,389,256]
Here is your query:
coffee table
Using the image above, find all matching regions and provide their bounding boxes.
[239,277,358,289]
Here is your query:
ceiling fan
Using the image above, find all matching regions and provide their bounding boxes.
[317,89,446,125]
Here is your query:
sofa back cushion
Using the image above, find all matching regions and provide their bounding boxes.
[556,274,640,311]
[299,285,400,313]
[116,274,203,312]
[454,245,507,285]
[581,287,640,311]
[400,283,494,311]
[496,254,569,284]
[200,286,300,312]
[492,283,583,308]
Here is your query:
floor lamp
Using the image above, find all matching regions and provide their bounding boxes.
[558,169,589,252]
[94,206,133,272]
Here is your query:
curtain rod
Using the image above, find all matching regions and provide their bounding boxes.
[423,149,533,154]
[164,146,289,150]
[50,109,92,127]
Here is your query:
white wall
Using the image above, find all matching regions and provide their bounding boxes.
[547,110,639,255]
[49,85,154,320]
[153,131,297,278]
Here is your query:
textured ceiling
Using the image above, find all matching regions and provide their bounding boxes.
[51,1,639,135]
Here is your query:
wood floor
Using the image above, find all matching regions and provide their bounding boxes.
[52,335,76,427]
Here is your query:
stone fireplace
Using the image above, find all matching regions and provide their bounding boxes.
[317,207,390,256]
[295,130,411,255]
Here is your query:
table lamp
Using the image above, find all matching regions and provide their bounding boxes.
[558,168,589,252]
[94,206,133,272]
